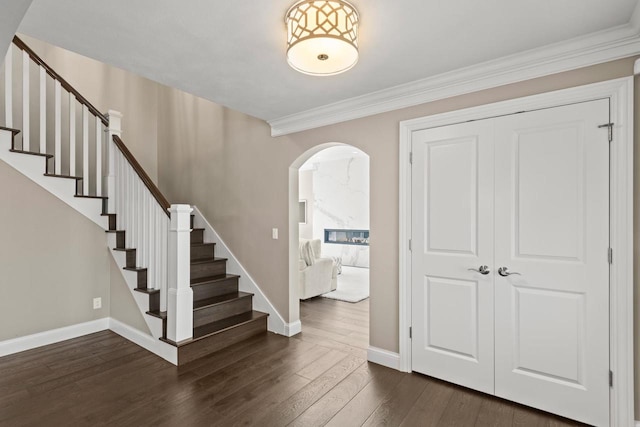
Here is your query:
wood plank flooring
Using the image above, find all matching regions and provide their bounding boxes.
[0,297,586,426]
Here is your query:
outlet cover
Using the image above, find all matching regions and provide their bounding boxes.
[93,297,102,310]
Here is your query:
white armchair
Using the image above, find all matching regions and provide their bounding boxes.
[299,239,338,299]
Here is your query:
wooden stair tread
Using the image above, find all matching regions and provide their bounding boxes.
[74,194,108,199]
[113,247,135,252]
[191,274,239,286]
[124,267,147,272]
[191,257,226,265]
[44,173,82,180]
[160,311,268,347]
[192,311,267,341]
[146,310,167,319]
[9,148,53,158]
[193,292,253,311]
[190,242,215,247]
[134,287,159,295]
[0,126,20,135]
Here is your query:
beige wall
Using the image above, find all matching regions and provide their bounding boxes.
[0,160,110,340]
[8,35,638,415]
[109,257,150,334]
[155,56,639,416]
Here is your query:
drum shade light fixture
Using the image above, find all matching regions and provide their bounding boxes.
[285,0,360,76]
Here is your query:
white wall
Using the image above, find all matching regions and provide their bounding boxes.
[298,169,313,239]
[306,152,370,267]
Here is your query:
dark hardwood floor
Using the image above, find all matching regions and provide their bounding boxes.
[0,297,585,426]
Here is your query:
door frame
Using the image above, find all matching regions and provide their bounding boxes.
[398,77,634,426]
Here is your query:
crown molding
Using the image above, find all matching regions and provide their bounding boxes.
[268,5,640,136]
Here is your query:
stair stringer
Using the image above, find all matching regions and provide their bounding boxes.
[0,129,177,364]
[0,131,107,229]
[106,236,164,337]
[192,206,298,336]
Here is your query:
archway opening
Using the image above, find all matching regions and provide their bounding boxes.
[288,143,370,348]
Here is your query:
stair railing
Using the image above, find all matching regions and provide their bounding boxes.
[3,36,108,196]
[2,37,193,343]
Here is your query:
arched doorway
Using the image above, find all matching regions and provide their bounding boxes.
[288,144,370,347]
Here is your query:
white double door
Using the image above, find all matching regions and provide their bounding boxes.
[411,99,610,426]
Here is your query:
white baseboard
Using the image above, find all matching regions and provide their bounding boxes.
[367,346,401,370]
[635,421,640,427]
[108,318,177,365]
[192,206,291,336]
[0,318,177,366]
[285,320,302,337]
[0,318,109,357]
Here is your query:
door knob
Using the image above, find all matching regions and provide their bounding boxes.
[468,265,490,275]
[498,267,521,277]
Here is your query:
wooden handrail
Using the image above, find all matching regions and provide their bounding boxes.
[112,135,171,216]
[12,36,109,127]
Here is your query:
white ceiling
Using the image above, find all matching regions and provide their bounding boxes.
[17,0,639,127]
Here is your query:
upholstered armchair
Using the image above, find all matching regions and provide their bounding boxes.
[299,239,338,300]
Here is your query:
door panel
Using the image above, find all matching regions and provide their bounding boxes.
[426,138,478,255]
[493,100,610,426]
[411,120,495,394]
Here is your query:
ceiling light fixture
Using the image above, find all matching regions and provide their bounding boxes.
[285,0,359,76]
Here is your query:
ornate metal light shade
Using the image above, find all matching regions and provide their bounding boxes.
[285,0,359,76]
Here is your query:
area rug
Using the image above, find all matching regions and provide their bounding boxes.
[322,266,369,303]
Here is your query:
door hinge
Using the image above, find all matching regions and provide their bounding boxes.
[608,247,613,264]
[598,123,614,142]
[409,151,413,164]
[409,326,412,339]
[409,239,412,251]
[609,370,613,387]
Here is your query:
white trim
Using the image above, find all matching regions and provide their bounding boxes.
[0,130,108,229]
[367,346,400,370]
[634,421,640,427]
[0,318,109,357]
[268,8,640,136]
[191,206,292,336]
[108,318,177,365]
[634,58,640,75]
[398,77,634,426]
[285,320,302,337]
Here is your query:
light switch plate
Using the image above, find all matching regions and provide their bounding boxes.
[93,297,102,310]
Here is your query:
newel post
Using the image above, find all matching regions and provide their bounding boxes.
[105,110,122,213]
[167,204,193,343]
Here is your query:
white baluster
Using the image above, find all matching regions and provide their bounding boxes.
[106,110,122,214]
[69,96,76,176]
[127,164,134,248]
[117,152,123,230]
[148,202,156,293]
[142,191,149,271]
[82,105,89,194]
[4,46,12,127]
[161,214,168,312]
[39,66,46,154]
[167,205,193,342]
[134,179,139,262]
[54,81,61,174]
[22,50,29,151]
[95,116,102,196]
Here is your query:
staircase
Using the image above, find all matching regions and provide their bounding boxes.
[0,37,268,365]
